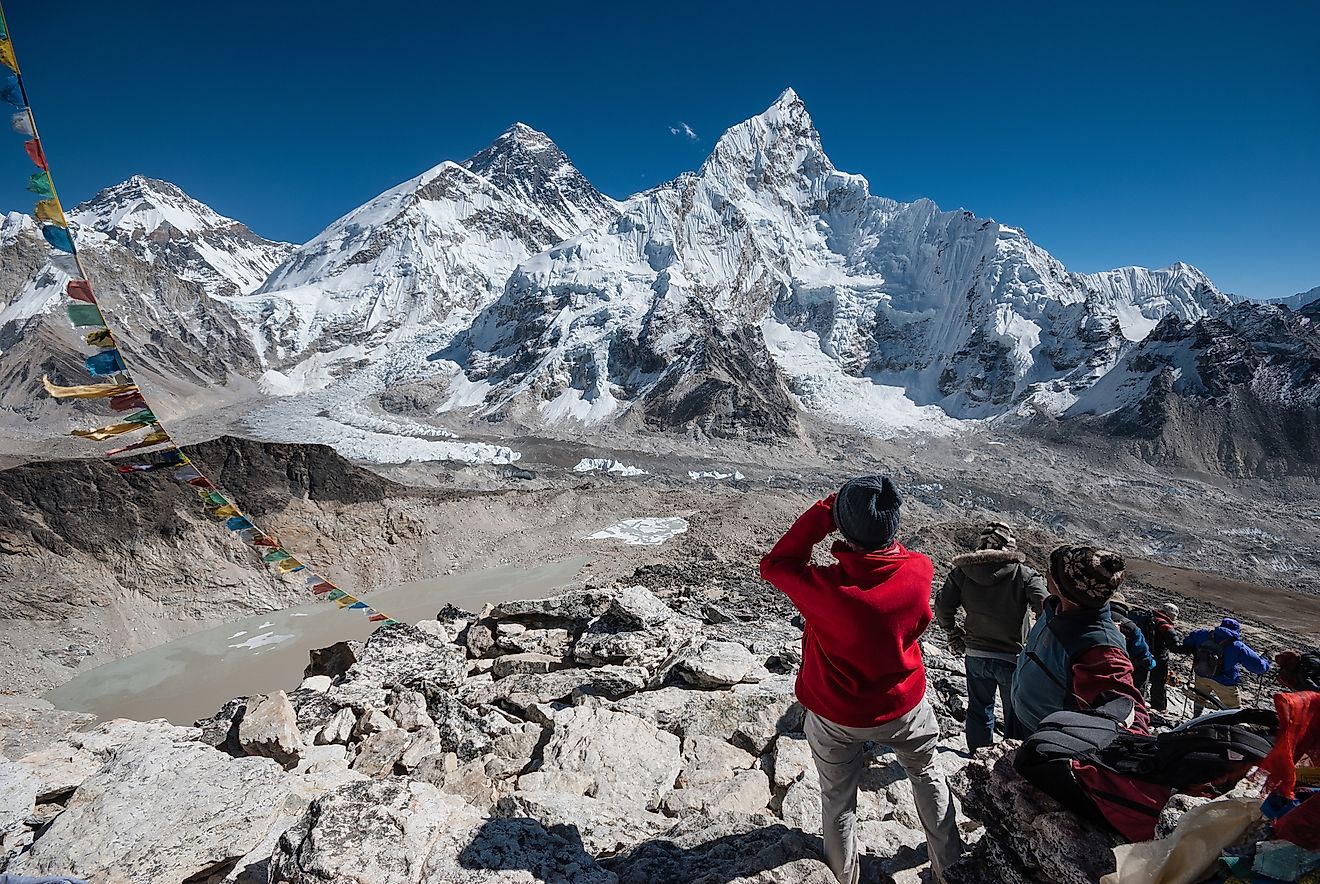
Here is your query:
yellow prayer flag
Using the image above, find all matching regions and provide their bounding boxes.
[85,329,116,348]
[275,558,304,573]
[42,376,137,400]
[71,421,151,441]
[211,504,241,518]
[0,40,17,74]
[334,595,358,608]
[34,198,65,226]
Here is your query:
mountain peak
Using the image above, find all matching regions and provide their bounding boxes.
[698,88,829,195]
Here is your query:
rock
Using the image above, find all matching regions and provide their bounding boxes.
[493,652,567,679]
[1,758,40,862]
[487,587,615,628]
[663,768,773,816]
[607,585,679,629]
[352,708,396,740]
[673,639,768,688]
[571,665,650,702]
[945,743,1119,884]
[466,621,497,659]
[303,639,361,679]
[572,596,700,672]
[285,688,341,743]
[10,735,292,884]
[415,690,494,762]
[298,675,332,693]
[342,623,468,694]
[612,676,802,754]
[313,707,356,745]
[194,696,247,755]
[398,725,446,771]
[608,812,830,884]
[534,707,682,810]
[480,667,647,719]
[497,626,572,657]
[414,755,501,810]
[17,719,203,801]
[0,694,97,760]
[238,691,305,769]
[770,733,814,791]
[681,734,759,786]
[386,689,434,731]
[497,790,671,856]
[351,728,412,777]
[292,743,350,775]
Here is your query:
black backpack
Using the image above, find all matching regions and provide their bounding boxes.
[1193,637,1232,678]
[1015,700,1276,842]
[1297,650,1320,691]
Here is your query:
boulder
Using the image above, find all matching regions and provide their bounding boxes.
[194,696,247,755]
[465,621,497,659]
[680,734,759,786]
[298,675,332,693]
[342,623,468,695]
[17,719,203,801]
[769,733,814,791]
[314,707,356,745]
[10,736,292,884]
[387,689,434,731]
[497,790,671,856]
[533,707,682,810]
[303,639,361,679]
[611,677,802,754]
[1,758,40,862]
[493,652,567,679]
[497,626,572,657]
[398,726,447,771]
[351,728,413,777]
[239,691,305,769]
[487,587,615,628]
[663,768,773,816]
[352,708,396,740]
[673,640,769,688]
[414,690,493,762]
[945,742,1119,884]
[0,695,97,760]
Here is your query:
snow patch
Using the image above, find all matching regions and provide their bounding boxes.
[588,517,689,546]
[574,458,648,476]
[228,632,296,650]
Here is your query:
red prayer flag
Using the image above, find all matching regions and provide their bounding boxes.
[109,392,148,412]
[310,582,336,594]
[67,280,95,303]
[368,613,388,622]
[187,477,215,490]
[23,138,47,170]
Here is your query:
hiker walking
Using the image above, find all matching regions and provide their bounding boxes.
[1183,617,1270,715]
[1127,602,1182,712]
[761,476,963,884]
[1108,595,1157,691]
[934,522,1047,751]
[1010,545,1150,737]
[1274,647,1320,691]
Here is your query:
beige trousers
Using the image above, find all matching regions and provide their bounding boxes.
[804,700,963,884]
[1193,675,1241,714]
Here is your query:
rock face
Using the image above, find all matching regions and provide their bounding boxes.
[530,707,682,809]
[238,690,305,769]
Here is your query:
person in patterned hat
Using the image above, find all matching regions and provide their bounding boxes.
[1010,544,1150,736]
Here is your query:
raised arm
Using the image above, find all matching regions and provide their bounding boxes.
[760,495,837,608]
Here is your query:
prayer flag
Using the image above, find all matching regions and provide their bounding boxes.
[11,109,31,136]
[311,582,336,595]
[50,253,79,276]
[109,391,148,412]
[202,491,228,507]
[123,409,156,425]
[41,376,135,399]
[85,349,126,376]
[325,589,347,602]
[368,613,388,622]
[0,16,7,38]
[334,595,357,608]
[42,224,73,253]
[34,198,64,225]
[116,463,156,473]
[85,329,115,348]
[104,430,170,455]
[275,558,304,573]
[211,504,240,518]
[71,421,152,441]
[262,549,291,563]
[383,620,402,627]
[188,477,216,490]
[158,450,188,467]
[226,516,254,532]
[67,280,95,303]
[26,171,52,198]
[173,465,203,483]
[24,139,47,170]
[251,535,280,549]
[0,39,16,74]
[347,601,368,610]
[1,75,20,108]
[66,303,104,327]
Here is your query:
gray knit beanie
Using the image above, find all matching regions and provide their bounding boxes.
[834,476,902,550]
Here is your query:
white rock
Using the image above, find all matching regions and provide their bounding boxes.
[386,689,433,731]
[674,639,769,687]
[298,675,332,693]
[663,767,773,815]
[238,691,304,769]
[492,652,565,679]
[350,729,412,777]
[535,707,681,810]
[313,707,356,746]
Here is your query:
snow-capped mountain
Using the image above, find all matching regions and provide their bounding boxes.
[441,89,1228,437]
[0,180,290,426]
[1065,300,1320,476]
[1268,285,1320,312]
[241,124,619,363]
[70,176,293,297]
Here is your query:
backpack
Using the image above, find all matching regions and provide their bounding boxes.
[1014,700,1276,842]
[1193,637,1232,678]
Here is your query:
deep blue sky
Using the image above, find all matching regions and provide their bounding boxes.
[3,1,1316,298]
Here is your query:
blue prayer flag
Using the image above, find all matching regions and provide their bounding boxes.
[42,223,75,253]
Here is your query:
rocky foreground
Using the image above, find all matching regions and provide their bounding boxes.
[0,581,1198,884]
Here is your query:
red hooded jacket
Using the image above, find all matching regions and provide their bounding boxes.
[760,496,932,728]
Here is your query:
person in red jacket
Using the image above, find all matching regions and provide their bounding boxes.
[761,476,962,884]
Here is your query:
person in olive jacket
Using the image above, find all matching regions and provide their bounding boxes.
[935,523,1048,750]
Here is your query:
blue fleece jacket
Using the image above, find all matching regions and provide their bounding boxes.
[1182,620,1270,686]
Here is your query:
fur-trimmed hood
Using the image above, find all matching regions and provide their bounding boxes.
[951,549,1026,568]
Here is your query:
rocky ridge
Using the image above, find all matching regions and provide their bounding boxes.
[0,576,1283,884]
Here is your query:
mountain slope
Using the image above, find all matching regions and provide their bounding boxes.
[440,89,1227,439]
[1065,301,1320,476]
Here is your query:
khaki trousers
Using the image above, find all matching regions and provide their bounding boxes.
[1193,675,1241,715]
[804,700,963,884]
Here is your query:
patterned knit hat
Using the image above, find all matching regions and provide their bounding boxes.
[1049,545,1126,608]
[977,522,1016,551]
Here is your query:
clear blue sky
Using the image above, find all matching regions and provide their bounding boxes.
[3,0,1317,298]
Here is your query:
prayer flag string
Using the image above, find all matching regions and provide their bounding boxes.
[0,4,400,628]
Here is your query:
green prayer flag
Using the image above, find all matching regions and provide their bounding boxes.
[67,303,105,327]
[27,171,52,198]
[203,491,227,507]
[262,549,291,563]
[124,409,156,425]
[325,589,347,601]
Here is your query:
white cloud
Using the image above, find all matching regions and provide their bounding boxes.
[668,122,699,142]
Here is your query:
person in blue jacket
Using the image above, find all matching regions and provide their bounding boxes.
[1109,596,1157,688]
[1182,617,1269,715]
